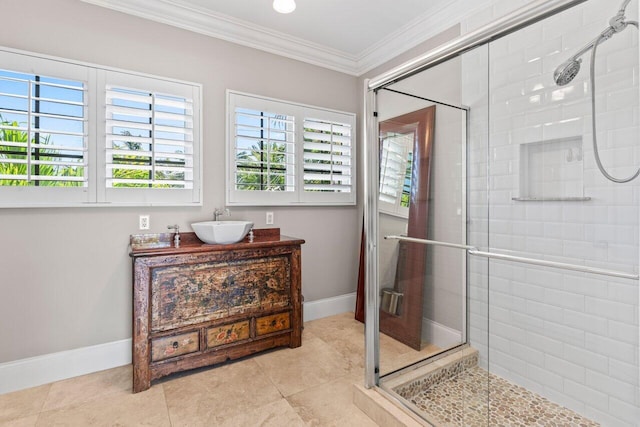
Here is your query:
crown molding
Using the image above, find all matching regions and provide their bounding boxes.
[81,0,495,77]
[80,0,360,75]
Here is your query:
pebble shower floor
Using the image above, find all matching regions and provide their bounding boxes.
[394,354,598,426]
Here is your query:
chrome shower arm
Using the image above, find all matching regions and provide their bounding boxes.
[618,0,632,15]
[565,14,635,63]
[611,0,634,31]
[565,25,617,62]
[566,34,603,61]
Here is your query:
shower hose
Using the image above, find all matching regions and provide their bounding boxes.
[589,22,640,183]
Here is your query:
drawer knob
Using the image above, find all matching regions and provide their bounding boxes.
[172,341,179,349]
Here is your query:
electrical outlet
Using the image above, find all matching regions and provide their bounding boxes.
[139,215,150,230]
[265,211,274,225]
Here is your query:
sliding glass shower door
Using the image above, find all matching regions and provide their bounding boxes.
[372,45,490,426]
[365,1,639,426]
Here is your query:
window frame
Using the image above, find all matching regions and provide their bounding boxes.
[0,47,202,208]
[226,90,356,206]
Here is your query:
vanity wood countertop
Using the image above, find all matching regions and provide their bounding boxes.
[130,228,305,257]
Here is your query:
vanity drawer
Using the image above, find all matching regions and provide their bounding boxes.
[151,331,199,362]
[256,312,290,336]
[206,320,250,348]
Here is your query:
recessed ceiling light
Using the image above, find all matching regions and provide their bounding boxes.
[273,0,296,14]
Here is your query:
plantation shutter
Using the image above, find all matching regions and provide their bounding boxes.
[105,85,193,189]
[379,133,412,217]
[233,107,295,192]
[0,70,87,187]
[302,118,352,193]
[379,139,406,204]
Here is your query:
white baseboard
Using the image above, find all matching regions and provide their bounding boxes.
[303,292,356,322]
[422,318,463,349]
[0,292,357,395]
[0,339,131,395]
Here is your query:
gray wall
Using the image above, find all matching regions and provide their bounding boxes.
[0,0,359,363]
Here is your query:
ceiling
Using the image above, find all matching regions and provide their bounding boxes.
[80,0,491,75]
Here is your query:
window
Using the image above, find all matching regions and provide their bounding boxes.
[303,117,353,195]
[101,71,200,205]
[379,132,413,217]
[233,108,295,192]
[105,88,193,189]
[0,48,201,207]
[227,91,356,206]
[0,70,87,187]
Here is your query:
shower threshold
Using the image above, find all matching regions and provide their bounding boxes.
[383,348,599,427]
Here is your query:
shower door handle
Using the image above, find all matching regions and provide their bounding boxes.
[384,235,639,280]
[384,235,475,251]
[467,249,638,280]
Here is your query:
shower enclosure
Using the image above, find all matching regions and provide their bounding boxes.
[363,0,640,425]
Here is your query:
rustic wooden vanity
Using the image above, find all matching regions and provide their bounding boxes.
[129,229,304,393]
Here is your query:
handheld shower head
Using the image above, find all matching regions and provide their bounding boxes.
[553,0,635,88]
[550,0,640,184]
[553,58,581,86]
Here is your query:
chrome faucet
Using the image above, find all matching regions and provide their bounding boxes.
[167,224,180,248]
[214,208,230,221]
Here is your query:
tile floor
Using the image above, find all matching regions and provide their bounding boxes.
[0,312,439,427]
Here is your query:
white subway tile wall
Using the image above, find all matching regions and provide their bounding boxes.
[464,0,640,425]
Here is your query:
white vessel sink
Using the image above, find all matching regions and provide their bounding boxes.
[191,220,253,245]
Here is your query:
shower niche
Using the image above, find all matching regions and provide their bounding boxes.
[514,136,590,201]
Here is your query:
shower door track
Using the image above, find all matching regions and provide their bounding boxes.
[385,235,639,280]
